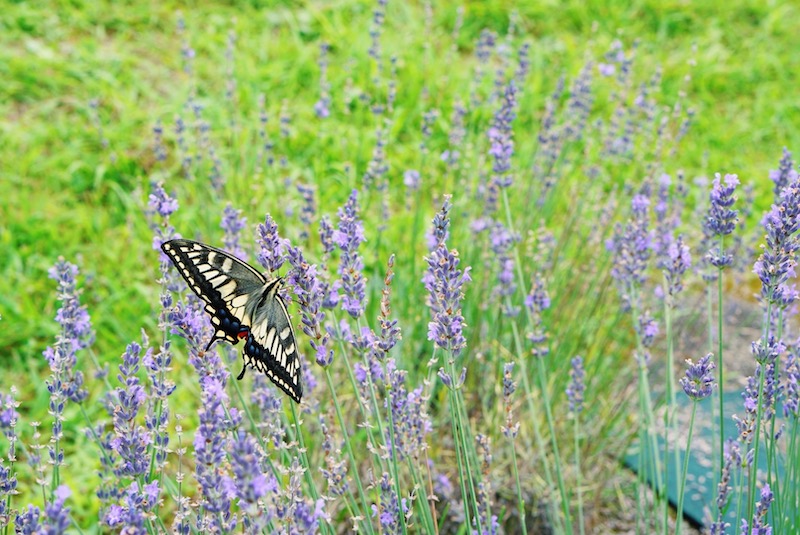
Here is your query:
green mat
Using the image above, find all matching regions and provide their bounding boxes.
[623,390,781,528]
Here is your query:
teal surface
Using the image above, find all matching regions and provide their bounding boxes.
[624,391,782,528]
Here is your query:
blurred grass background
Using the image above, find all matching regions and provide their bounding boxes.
[1,0,799,527]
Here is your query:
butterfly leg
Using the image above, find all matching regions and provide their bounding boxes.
[235,328,250,380]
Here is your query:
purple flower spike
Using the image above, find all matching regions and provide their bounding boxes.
[287,245,331,369]
[424,196,471,355]
[741,483,774,535]
[257,214,288,274]
[334,190,367,319]
[754,172,800,304]
[567,356,585,414]
[769,147,797,200]
[660,234,692,297]
[148,182,179,219]
[501,362,520,439]
[221,204,248,261]
[488,81,517,189]
[680,353,716,401]
[704,173,740,268]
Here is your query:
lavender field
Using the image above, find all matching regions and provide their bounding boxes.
[1,1,799,533]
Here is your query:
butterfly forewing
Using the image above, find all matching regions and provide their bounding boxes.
[161,238,302,402]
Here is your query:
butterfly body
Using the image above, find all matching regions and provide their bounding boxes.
[161,239,302,402]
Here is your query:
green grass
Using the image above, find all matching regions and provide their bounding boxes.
[1,0,799,531]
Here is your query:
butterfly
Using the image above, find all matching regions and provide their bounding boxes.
[161,238,302,402]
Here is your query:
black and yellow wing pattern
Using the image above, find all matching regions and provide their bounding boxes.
[161,239,302,402]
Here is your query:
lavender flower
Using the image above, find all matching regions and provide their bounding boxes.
[104,480,160,532]
[147,181,180,253]
[501,362,519,439]
[754,174,800,304]
[637,312,658,348]
[785,342,800,418]
[257,214,288,274]
[741,484,773,535]
[680,353,716,401]
[488,81,517,189]
[567,356,585,414]
[221,204,248,260]
[109,341,152,478]
[230,430,275,525]
[441,101,467,167]
[704,173,740,268]
[525,274,551,359]
[314,43,331,119]
[710,439,740,535]
[769,147,797,200]
[297,183,316,240]
[608,193,652,311]
[334,190,367,318]
[403,169,420,192]
[287,244,332,368]
[659,234,692,297]
[373,472,405,534]
[319,415,348,497]
[194,376,236,530]
[423,196,471,355]
[386,360,431,460]
[43,259,92,488]
[373,254,401,362]
[489,223,520,316]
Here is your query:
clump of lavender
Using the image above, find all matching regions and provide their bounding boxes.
[334,190,367,319]
[423,195,471,356]
[567,356,586,414]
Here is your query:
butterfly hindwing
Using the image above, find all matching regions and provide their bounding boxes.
[161,239,303,402]
[242,280,303,402]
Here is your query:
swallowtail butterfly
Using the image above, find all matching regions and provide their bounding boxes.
[161,239,302,402]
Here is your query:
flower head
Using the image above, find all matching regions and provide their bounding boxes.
[680,353,716,401]
[423,196,471,355]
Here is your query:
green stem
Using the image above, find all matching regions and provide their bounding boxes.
[716,260,725,501]
[324,368,375,535]
[573,415,584,535]
[675,402,699,535]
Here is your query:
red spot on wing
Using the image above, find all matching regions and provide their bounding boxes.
[237,328,249,339]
